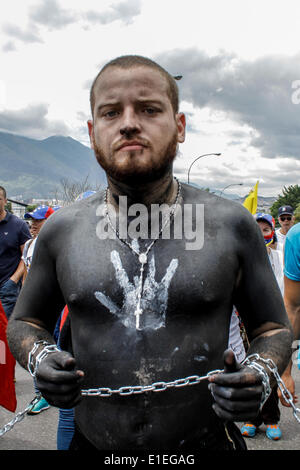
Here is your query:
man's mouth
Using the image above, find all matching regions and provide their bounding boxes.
[117,141,147,151]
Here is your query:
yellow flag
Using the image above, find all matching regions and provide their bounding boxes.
[243,181,259,214]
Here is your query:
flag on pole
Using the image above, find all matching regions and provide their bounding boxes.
[243,181,259,214]
[0,300,17,412]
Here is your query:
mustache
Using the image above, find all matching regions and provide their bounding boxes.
[113,138,151,151]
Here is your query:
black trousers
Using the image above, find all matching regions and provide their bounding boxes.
[69,421,247,451]
[250,386,280,427]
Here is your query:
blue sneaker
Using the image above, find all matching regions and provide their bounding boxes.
[266,424,282,440]
[27,397,50,415]
[241,423,257,437]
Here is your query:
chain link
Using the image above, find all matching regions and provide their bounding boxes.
[242,355,272,410]
[80,370,224,397]
[2,353,300,438]
[28,341,60,377]
[245,354,300,423]
[0,395,41,437]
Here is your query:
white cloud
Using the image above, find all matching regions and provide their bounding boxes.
[1,0,300,196]
[84,0,142,26]
[2,22,42,43]
[0,103,71,139]
[29,0,78,30]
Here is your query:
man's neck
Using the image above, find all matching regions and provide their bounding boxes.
[279,228,287,235]
[107,172,177,209]
[0,210,7,222]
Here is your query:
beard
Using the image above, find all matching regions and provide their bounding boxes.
[93,131,178,185]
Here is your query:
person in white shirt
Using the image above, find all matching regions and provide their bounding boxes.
[241,213,284,441]
[276,205,295,251]
[22,205,55,277]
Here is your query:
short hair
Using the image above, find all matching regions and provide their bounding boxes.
[90,55,179,116]
[0,186,6,198]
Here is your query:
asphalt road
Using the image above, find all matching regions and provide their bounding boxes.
[0,363,299,451]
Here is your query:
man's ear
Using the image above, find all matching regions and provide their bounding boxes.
[87,120,95,150]
[176,112,186,143]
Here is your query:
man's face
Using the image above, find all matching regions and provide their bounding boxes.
[0,190,7,214]
[88,66,185,184]
[278,214,294,233]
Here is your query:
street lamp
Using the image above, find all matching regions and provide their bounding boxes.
[220,183,243,197]
[187,153,222,185]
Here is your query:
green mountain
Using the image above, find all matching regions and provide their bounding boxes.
[0,131,107,199]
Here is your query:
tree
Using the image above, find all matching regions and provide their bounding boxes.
[25,204,38,213]
[53,176,103,205]
[4,201,12,213]
[270,185,300,223]
[294,202,300,224]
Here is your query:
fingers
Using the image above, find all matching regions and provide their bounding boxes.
[278,394,292,408]
[212,402,260,422]
[209,350,261,387]
[208,350,264,421]
[37,352,84,382]
[209,368,262,388]
[35,351,84,408]
[223,349,242,373]
[209,383,262,401]
[209,382,262,420]
[278,388,298,408]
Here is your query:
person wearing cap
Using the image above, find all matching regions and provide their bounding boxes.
[256,213,284,295]
[22,205,55,279]
[241,213,284,441]
[276,206,295,250]
[0,186,31,319]
[22,205,54,415]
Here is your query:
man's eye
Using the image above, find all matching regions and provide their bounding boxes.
[143,107,159,115]
[104,110,118,118]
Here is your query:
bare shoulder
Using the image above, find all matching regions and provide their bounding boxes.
[33,191,105,249]
[181,183,257,233]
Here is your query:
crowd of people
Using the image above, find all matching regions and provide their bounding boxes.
[239,206,296,441]
[1,55,300,451]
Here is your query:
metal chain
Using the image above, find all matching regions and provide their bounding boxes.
[242,356,272,410]
[0,394,41,437]
[28,341,60,377]
[2,353,300,438]
[81,369,224,397]
[0,369,223,437]
[244,354,300,424]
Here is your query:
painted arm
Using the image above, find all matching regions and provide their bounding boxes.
[7,218,84,408]
[209,210,293,421]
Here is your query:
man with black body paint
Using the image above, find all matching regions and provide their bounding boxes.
[7,56,292,450]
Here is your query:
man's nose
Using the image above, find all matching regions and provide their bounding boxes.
[120,108,141,137]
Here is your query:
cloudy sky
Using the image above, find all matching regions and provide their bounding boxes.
[1,0,300,197]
